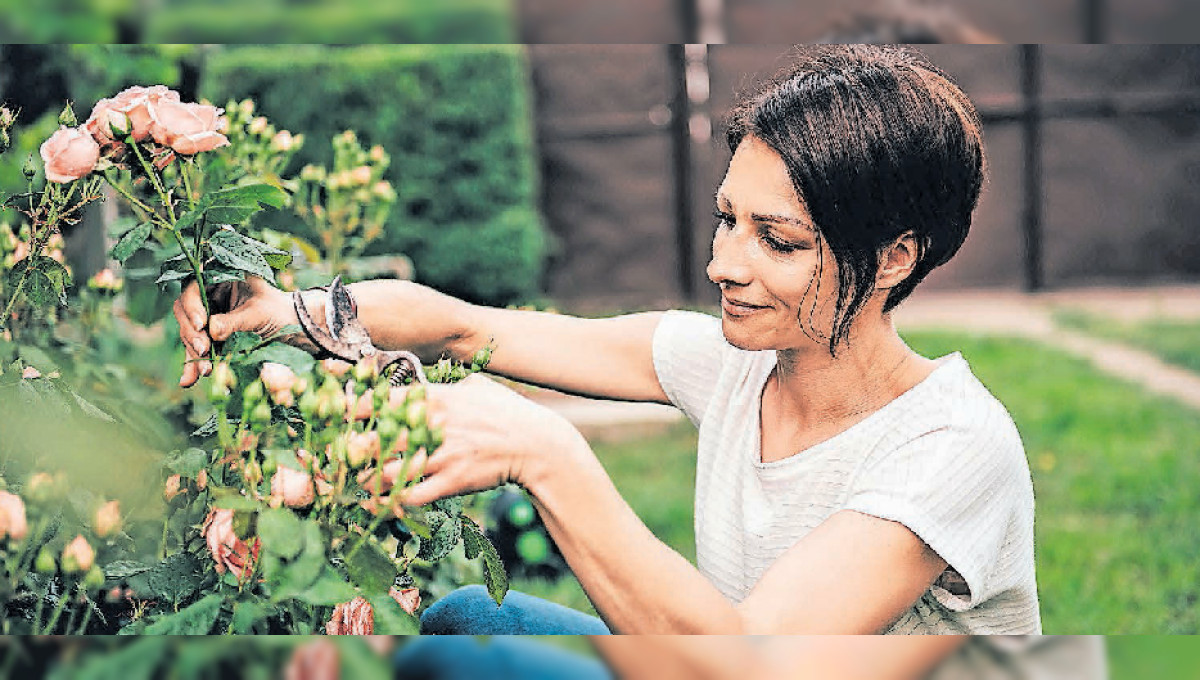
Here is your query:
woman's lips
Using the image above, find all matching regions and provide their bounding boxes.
[722,296,767,316]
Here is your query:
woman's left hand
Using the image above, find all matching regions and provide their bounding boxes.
[397,373,583,507]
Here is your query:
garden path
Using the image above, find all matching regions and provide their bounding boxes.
[529,285,1200,439]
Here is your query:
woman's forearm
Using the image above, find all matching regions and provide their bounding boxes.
[524,433,745,634]
[345,279,480,364]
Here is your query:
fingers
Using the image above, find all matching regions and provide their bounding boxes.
[208,307,252,342]
[399,474,460,508]
[174,293,210,387]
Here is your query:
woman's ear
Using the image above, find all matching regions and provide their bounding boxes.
[876,231,919,291]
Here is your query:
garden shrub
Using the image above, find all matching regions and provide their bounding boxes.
[202,44,547,306]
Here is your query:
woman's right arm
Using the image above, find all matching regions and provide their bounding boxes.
[175,277,669,404]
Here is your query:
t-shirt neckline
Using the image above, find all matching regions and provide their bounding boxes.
[751,351,965,469]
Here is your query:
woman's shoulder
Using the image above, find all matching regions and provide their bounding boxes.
[921,353,1024,449]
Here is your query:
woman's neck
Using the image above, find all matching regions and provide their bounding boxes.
[769,319,934,430]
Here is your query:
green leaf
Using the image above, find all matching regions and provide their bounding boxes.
[369,593,420,634]
[243,343,315,375]
[155,268,191,285]
[211,489,262,511]
[204,184,287,224]
[257,507,304,558]
[62,636,168,680]
[142,593,223,635]
[164,447,208,476]
[269,520,327,600]
[418,510,460,562]
[344,539,397,597]
[294,566,358,606]
[255,241,293,270]
[462,516,507,605]
[25,269,59,307]
[35,255,72,291]
[222,331,264,355]
[433,496,464,518]
[141,553,205,606]
[230,600,272,634]
[209,228,273,280]
[104,560,153,580]
[110,221,154,263]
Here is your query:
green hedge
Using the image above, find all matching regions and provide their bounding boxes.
[147,0,515,44]
[202,44,546,306]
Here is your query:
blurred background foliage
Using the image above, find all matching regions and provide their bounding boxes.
[202,44,545,306]
[0,39,548,308]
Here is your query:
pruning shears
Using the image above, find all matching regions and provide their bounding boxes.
[292,275,429,386]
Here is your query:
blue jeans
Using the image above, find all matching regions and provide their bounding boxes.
[393,586,613,680]
[419,585,611,635]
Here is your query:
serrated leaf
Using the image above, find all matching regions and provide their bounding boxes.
[143,553,204,606]
[142,593,222,635]
[110,221,154,263]
[369,593,420,634]
[191,414,220,438]
[418,510,460,562]
[164,447,208,476]
[35,255,72,290]
[294,567,358,606]
[255,242,292,270]
[461,517,507,605]
[258,507,304,558]
[242,343,315,374]
[222,331,263,355]
[432,496,464,518]
[209,229,273,280]
[344,539,397,597]
[155,268,191,285]
[203,184,287,224]
[104,560,153,580]
[25,269,59,307]
[211,490,262,511]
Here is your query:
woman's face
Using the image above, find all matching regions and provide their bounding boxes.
[706,136,841,353]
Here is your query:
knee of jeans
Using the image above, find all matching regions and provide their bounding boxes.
[420,584,493,635]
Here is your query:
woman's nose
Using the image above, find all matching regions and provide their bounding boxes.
[706,225,753,287]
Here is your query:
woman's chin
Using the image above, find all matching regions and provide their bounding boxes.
[720,317,771,351]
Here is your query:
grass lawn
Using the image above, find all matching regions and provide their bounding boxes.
[515,331,1200,634]
[1054,309,1200,374]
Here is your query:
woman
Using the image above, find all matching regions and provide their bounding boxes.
[176,45,1039,635]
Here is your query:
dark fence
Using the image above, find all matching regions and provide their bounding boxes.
[527,44,1200,309]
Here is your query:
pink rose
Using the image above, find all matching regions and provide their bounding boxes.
[62,534,95,572]
[260,362,297,393]
[110,85,180,142]
[324,588,420,635]
[0,491,28,541]
[345,383,374,422]
[149,100,229,155]
[203,507,260,580]
[40,126,100,183]
[270,466,315,508]
[345,431,381,469]
[21,366,41,380]
[93,500,121,538]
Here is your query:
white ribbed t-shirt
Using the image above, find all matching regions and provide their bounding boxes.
[651,310,1041,634]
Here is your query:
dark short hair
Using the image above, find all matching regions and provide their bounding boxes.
[725,45,985,355]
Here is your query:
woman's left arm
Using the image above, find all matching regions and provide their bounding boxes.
[401,374,947,635]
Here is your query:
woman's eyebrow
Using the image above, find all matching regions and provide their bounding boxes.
[751,212,814,232]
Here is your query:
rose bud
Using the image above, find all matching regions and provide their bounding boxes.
[244,460,263,486]
[270,388,295,408]
[260,362,296,393]
[21,366,41,380]
[0,106,14,128]
[35,548,56,574]
[82,565,106,590]
[196,469,208,491]
[320,358,352,378]
[371,180,396,203]
[291,376,309,396]
[250,401,273,425]
[211,362,236,391]
[345,431,381,469]
[203,508,260,580]
[39,126,100,183]
[240,99,255,117]
[58,102,78,127]
[62,535,96,573]
[349,165,372,186]
[393,587,421,616]
[85,99,131,147]
[270,130,294,152]
[249,116,269,135]
[344,383,374,422]
[93,500,121,538]
[405,400,427,430]
[0,491,28,541]
[24,472,56,503]
[164,474,183,501]
[298,391,319,418]
[270,466,315,508]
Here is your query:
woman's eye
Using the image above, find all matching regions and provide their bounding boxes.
[712,210,734,230]
[764,235,800,253]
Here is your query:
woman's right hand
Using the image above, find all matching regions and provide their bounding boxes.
[174,276,300,388]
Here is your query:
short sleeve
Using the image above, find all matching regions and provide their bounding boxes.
[651,310,729,427]
[843,424,1028,611]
